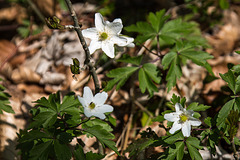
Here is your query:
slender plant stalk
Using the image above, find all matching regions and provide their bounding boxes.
[26,0,45,23]
[64,0,100,93]
[232,139,238,160]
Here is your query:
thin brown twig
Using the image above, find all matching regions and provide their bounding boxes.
[64,0,100,94]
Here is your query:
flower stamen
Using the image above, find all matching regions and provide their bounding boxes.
[99,32,108,41]
[180,114,188,122]
[89,102,96,110]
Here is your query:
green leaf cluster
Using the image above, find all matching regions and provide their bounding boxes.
[159,132,203,160]
[162,40,213,92]
[105,55,161,97]
[125,9,207,46]
[17,91,119,159]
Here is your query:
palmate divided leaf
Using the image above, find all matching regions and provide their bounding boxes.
[162,40,213,92]
[105,66,139,91]
[83,125,120,156]
[139,63,161,97]
[125,9,207,46]
[105,60,161,96]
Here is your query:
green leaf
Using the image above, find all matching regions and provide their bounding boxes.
[180,50,213,65]
[125,138,156,158]
[186,137,203,160]
[84,119,113,132]
[139,68,158,97]
[107,114,117,127]
[148,9,169,33]
[60,92,80,111]
[0,102,14,114]
[29,111,57,128]
[74,144,86,160]
[86,151,105,160]
[232,64,240,74]
[170,94,181,105]
[34,97,57,111]
[0,82,14,114]
[179,49,213,75]
[166,58,182,92]
[19,130,52,143]
[117,54,143,66]
[142,63,161,83]
[162,51,177,70]
[138,63,161,96]
[152,115,164,122]
[235,75,240,94]
[219,0,229,9]
[187,102,211,111]
[125,22,155,43]
[83,125,120,156]
[54,140,72,160]
[167,141,185,160]
[204,117,212,127]
[105,67,139,91]
[29,140,52,159]
[163,131,184,144]
[235,51,240,55]
[125,21,155,34]
[56,132,73,144]
[187,137,203,149]
[220,70,235,94]
[216,99,235,129]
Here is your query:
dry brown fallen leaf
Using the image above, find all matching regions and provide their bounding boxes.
[0,40,17,69]
[0,3,26,24]
[205,10,240,57]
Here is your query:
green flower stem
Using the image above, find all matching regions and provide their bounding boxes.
[156,35,162,56]
[64,0,100,94]
[232,139,239,160]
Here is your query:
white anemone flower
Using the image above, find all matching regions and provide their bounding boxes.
[164,103,201,137]
[82,13,135,58]
[78,86,113,119]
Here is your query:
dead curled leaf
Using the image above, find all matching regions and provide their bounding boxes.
[11,66,41,83]
[0,40,17,68]
[40,72,65,85]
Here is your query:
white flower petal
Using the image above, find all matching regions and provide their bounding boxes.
[88,40,101,54]
[164,112,181,122]
[190,119,201,126]
[95,13,105,32]
[120,36,135,47]
[83,86,93,104]
[106,22,123,35]
[97,104,113,113]
[93,91,108,106]
[110,36,128,46]
[82,28,98,40]
[187,110,194,116]
[175,103,183,112]
[126,43,135,48]
[78,96,87,107]
[169,121,182,134]
[93,112,106,119]
[84,107,93,118]
[182,121,191,137]
[113,18,122,24]
[102,42,115,58]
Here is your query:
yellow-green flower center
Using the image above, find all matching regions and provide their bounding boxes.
[180,114,188,122]
[100,32,108,40]
[89,102,96,110]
